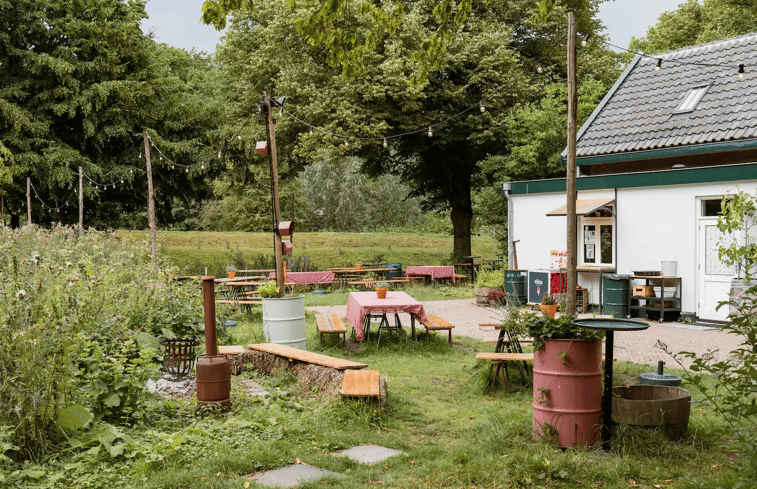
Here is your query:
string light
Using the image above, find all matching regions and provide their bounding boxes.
[237,133,241,140]
[739,64,745,81]
[427,127,433,137]
[344,139,349,147]
[480,101,485,113]
[655,59,662,73]
[536,64,543,74]
[217,151,222,158]
[383,138,387,148]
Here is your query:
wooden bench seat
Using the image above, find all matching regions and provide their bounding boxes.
[316,314,347,347]
[419,313,454,345]
[216,299,262,306]
[475,352,535,391]
[247,343,367,370]
[341,370,380,398]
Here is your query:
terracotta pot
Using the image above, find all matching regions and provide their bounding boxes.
[375,287,388,299]
[540,304,558,318]
[227,271,236,279]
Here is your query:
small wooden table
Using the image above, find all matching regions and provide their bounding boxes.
[345,291,428,343]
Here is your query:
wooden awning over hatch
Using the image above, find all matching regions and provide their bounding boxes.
[546,198,615,216]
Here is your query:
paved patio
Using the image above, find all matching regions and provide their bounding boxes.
[309,298,744,368]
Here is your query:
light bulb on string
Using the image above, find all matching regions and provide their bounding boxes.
[655,59,662,73]
[201,163,205,169]
[237,133,241,140]
[217,151,222,159]
[739,64,745,81]
[309,127,313,134]
[428,127,433,137]
[383,138,387,148]
[172,164,175,170]
[536,63,543,74]
[480,101,485,113]
[344,139,349,147]
[185,168,189,173]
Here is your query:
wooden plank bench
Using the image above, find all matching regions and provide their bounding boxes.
[316,314,347,347]
[340,370,380,398]
[475,352,535,391]
[347,278,410,288]
[419,313,454,345]
[247,343,367,370]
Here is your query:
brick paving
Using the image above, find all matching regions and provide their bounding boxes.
[309,298,744,368]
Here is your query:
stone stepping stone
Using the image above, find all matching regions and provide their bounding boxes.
[332,445,407,465]
[248,463,342,488]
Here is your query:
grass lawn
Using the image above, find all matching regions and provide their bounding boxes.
[116,294,739,489]
[115,230,502,276]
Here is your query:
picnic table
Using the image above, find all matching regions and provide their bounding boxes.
[405,265,456,283]
[345,291,428,342]
[266,270,335,285]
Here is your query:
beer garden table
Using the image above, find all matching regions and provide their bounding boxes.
[345,291,428,342]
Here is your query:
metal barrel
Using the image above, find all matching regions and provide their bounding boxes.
[603,276,629,318]
[262,295,307,350]
[532,339,603,448]
[504,270,528,306]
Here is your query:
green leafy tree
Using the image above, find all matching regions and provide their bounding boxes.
[216,0,612,256]
[0,0,227,228]
[629,0,757,54]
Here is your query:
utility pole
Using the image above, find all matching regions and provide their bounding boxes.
[26,177,31,226]
[566,11,578,314]
[143,131,158,273]
[264,91,285,297]
[79,167,83,232]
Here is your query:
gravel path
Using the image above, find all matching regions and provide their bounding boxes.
[308,298,743,368]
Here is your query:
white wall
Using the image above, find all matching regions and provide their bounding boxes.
[510,181,757,310]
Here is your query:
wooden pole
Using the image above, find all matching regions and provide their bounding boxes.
[264,91,285,298]
[78,166,83,232]
[143,131,158,273]
[566,11,578,314]
[26,177,31,226]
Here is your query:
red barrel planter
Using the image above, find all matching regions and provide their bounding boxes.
[532,338,603,448]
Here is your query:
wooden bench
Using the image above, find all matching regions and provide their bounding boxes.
[340,369,380,399]
[419,313,454,345]
[347,278,410,288]
[316,314,347,347]
[475,352,535,391]
[247,343,367,370]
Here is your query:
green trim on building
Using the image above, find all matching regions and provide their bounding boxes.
[509,164,757,195]
[565,138,757,167]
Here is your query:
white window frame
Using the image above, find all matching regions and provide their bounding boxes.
[579,216,615,267]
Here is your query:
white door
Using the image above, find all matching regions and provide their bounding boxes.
[697,199,735,321]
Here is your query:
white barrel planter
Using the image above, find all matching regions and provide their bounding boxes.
[261,295,307,350]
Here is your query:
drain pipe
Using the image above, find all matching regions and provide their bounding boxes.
[196,276,231,408]
[503,182,514,269]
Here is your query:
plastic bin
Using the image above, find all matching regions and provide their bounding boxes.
[385,263,402,280]
[603,275,629,318]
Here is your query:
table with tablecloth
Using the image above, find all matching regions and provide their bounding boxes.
[405,265,456,283]
[267,270,335,284]
[345,291,428,342]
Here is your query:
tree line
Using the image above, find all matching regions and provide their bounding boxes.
[4,0,751,255]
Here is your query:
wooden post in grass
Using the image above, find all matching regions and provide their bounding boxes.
[264,91,285,298]
[26,177,31,226]
[78,166,83,232]
[566,11,578,314]
[143,130,158,273]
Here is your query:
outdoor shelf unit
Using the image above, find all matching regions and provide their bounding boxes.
[628,276,682,323]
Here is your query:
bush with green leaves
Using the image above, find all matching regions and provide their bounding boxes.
[0,226,203,460]
[475,266,503,288]
[525,314,605,351]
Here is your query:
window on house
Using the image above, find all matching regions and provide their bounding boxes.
[702,198,729,217]
[579,211,615,267]
[676,85,709,113]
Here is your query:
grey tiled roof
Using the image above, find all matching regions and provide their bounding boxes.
[576,33,757,158]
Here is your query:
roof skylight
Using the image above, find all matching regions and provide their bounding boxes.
[675,85,709,113]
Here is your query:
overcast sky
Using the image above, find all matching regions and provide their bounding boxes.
[141,0,687,54]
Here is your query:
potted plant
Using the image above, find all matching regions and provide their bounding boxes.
[474,266,504,306]
[375,281,389,299]
[526,314,605,448]
[539,293,559,318]
[225,264,236,279]
[258,280,307,350]
[717,190,757,315]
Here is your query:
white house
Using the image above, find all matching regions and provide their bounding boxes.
[505,33,757,322]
